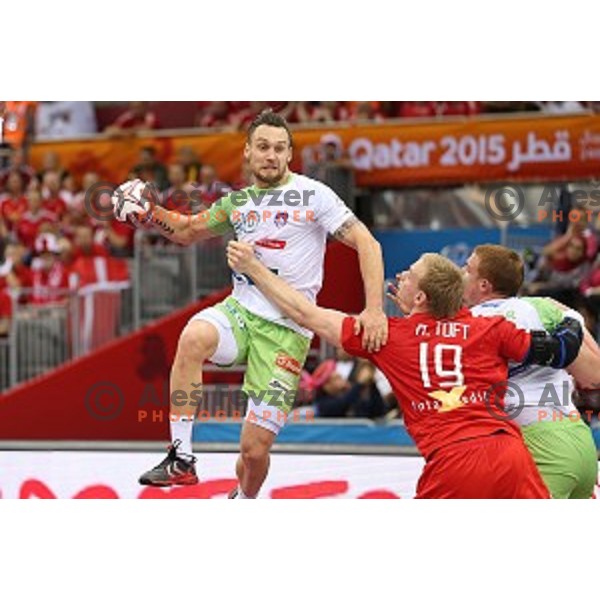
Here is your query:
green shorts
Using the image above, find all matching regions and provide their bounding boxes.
[191,296,311,434]
[521,418,598,499]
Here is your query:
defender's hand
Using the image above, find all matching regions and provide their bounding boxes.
[227,241,257,273]
[355,306,388,353]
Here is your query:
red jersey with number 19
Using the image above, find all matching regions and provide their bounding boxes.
[341,308,531,461]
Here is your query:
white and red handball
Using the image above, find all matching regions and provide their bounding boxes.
[111,179,152,227]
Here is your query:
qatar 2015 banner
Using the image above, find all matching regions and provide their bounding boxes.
[30,114,600,188]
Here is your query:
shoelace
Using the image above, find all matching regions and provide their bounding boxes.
[149,440,182,470]
[167,440,197,465]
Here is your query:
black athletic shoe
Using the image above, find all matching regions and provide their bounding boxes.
[138,440,198,487]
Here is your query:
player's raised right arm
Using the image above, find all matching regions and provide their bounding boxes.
[145,204,222,245]
[227,240,346,347]
[111,179,230,245]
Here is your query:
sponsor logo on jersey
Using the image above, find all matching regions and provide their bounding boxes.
[245,210,261,230]
[274,211,289,227]
[428,386,467,413]
[255,238,287,250]
[275,353,302,376]
[233,210,262,234]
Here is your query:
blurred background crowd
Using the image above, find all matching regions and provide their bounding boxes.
[2,100,600,420]
[3,101,600,144]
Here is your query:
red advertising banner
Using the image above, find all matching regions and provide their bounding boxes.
[30,114,600,187]
[0,452,423,498]
[1,451,598,499]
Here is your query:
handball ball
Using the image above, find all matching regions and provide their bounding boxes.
[119,179,150,227]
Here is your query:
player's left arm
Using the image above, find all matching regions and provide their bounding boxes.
[498,316,584,369]
[541,297,600,388]
[227,241,346,347]
[332,216,388,352]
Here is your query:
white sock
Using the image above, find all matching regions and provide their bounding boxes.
[236,489,256,499]
[170,417,194,456]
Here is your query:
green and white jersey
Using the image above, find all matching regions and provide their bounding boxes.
[204,173,354,337]
[471,297,582,426]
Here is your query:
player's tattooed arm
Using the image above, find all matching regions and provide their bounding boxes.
[148,208,176,236]
[332,216,388,352]
[145,205,220,245]
[332,215,360,244]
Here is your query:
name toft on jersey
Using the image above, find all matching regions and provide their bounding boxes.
[341,309,532,461]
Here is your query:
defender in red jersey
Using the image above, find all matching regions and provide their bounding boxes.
[227,244,584,498]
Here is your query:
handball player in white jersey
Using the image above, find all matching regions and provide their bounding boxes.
[464,244,598,498]
[112,109,388,498]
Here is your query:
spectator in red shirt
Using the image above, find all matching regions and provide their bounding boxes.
[105,101,158,135]
[0,171,28,231]
[0,241,33,309]
[4,242,32,282]
[349,101,384,123]
[176,146,203,183]
[26,174,41,194]
[70,171,100,221]
[549,235,587,273]
[71,224,109,262]
[229,102,271,130]
[542,211,597,273]
[42,171,68,220]
[438,101,481,117]
[0,287,11,336]
[231,161,253,191]
[163,163,197,214]
[16,189,57,251]
[2,241,33,292]
[296,101,348,123]
[196,101,233,129]
[0,147,36,188]
[399,101,439,119]
[132,147,169,192]
[60,172,80,212]
[30,233,70,306]
[96,218,135,258]
[526,209,597,311]
[37,150,69,181]
[196,164,231,206]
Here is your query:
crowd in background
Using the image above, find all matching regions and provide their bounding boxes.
[2,101,598,144]
[3,100,600,416]
[0,136,400,415]
[293,349,398,421]
[526,206,600,335]
[0,138,242,321]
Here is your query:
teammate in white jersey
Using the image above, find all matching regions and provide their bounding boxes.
[112,109,388,497]
[463,244,598,498]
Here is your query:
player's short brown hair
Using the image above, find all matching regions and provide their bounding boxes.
[418,254,465,319]
[474,244,524,297]
[247,109,293,147]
